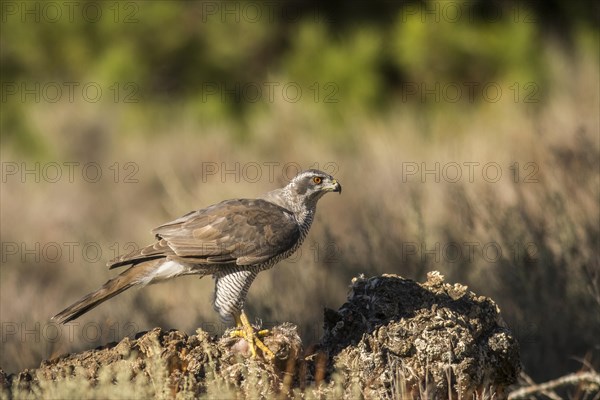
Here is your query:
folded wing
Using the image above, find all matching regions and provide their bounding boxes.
[108,199,300,269]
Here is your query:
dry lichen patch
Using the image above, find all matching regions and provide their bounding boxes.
[321,272,521,398]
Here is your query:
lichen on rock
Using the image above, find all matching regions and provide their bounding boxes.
[320,272,521,398]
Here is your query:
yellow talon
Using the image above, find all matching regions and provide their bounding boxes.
[230,311,274,359]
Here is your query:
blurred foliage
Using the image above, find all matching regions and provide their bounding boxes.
[2,0,598,153]
[284,22,383,110]
[391,10,540,85]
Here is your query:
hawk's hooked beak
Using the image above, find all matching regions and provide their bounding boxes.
[328,179,342,194]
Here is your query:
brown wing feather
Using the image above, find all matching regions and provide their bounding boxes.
[108,199,300,269]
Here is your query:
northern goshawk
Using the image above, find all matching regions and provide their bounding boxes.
[53,169,341,358]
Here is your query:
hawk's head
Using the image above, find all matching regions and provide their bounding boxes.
[289,169,342,202]
[263,169,341,216]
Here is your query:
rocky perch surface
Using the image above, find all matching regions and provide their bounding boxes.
[1,272,520,398]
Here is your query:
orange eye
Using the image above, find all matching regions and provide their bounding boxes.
[313,176,322,184]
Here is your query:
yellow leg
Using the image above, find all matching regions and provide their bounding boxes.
[230,311,274,359]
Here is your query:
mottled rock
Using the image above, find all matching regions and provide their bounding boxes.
[321,272,521,398]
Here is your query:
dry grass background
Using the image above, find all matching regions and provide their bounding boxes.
[1,9,599,392]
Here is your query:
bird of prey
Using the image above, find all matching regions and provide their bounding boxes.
[53,169,341,358]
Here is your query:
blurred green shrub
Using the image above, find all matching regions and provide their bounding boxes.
[0,0,596,152]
